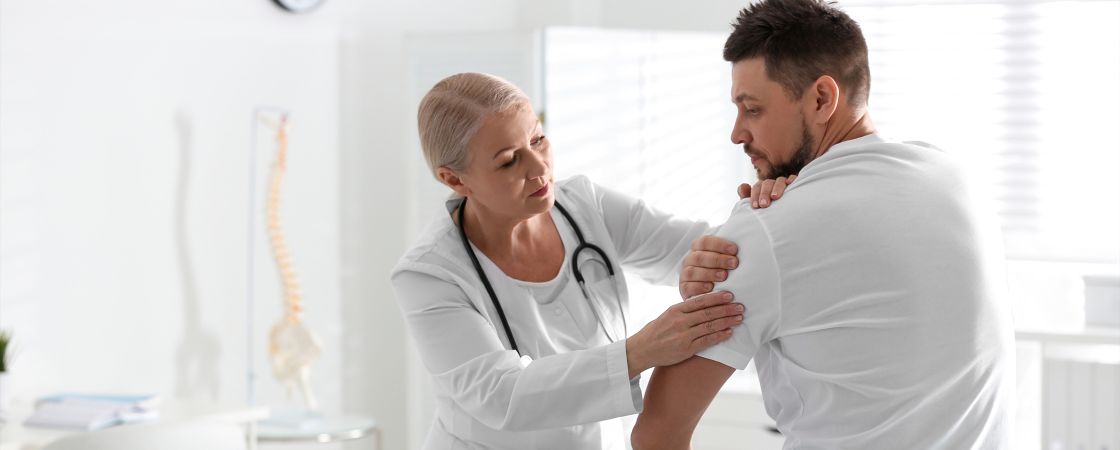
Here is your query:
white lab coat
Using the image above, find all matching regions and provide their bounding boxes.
[391,175,710,449]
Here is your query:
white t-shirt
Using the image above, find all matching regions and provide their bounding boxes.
[698,134,1015,449]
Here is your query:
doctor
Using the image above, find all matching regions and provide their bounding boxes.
[391,72,784,449]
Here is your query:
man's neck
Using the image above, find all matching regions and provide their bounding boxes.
[814,107,876,159]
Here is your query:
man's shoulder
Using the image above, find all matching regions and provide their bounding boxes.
[794,136,964,196]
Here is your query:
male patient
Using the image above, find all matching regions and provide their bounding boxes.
[632,1,1015,448]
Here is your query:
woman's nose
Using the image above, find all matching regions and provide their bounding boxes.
[525,148,549,179]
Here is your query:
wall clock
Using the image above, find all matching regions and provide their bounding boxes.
[272,0,324,14]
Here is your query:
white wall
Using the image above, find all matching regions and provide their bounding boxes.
[0,0,345,440]
[0,2,517,450]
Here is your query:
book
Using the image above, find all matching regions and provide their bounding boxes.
[34,393,159,409]
[23,393,160,431]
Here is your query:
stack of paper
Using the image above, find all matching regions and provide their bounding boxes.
[24,393,160,431]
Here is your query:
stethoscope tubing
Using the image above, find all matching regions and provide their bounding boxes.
[457,197,623,356]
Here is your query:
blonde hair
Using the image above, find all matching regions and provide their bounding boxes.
[417,72,530,179]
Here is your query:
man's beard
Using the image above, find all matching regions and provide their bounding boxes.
[757,119,814,180]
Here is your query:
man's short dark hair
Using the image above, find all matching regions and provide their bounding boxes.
[725,0,870,106]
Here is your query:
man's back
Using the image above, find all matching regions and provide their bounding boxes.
[698,134,1015,449]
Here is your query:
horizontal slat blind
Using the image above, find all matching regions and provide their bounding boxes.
[543,27,750,331]
[844,1,1120,263]
[544,27,749,226]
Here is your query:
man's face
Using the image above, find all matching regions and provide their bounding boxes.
[730,58,815,180]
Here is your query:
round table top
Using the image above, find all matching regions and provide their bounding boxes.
[257,412,378,443]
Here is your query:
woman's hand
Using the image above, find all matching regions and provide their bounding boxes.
[737,174,797,208]
[675,177,797,313]
[679,236,738,300]
[625,291,744,378]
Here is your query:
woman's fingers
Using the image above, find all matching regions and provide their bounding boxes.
[681,293,743,327]
[768,175,796,201]
[683,250,737,272]
[681,266,727,284]
[752,174,797,208]
[772,174,796,200]
[638,291,742,368]
[690,235,738,255]
[757,179,777,207]
[678,291,734,314]
[689,329,734,352]
[690,314,744,340]
[679,281,715,299]
[686,302,743,327]
[769,177,788,204]
[678,268,721,299]
[680,237,738,298]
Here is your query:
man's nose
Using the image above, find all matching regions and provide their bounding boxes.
[731,128,753,146]
[731,118,752,145]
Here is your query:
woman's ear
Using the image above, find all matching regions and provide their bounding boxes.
[808,75,841,125]
[437,166,471,197]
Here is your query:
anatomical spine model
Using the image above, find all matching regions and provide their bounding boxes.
[264,114,322,411]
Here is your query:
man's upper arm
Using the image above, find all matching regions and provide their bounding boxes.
[632,356,735,450]
[697,201,783,369]
[632,203,784,449]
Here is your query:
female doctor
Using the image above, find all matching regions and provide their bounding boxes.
[391,72,782,449]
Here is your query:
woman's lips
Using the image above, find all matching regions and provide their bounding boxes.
[530,183,550,197]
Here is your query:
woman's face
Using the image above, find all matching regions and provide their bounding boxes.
[455,103,553,220]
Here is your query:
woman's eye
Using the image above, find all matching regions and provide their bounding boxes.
[531,135,546,147]
[500,155,517,168]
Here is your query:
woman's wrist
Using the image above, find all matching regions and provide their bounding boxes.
[625,336,649,379]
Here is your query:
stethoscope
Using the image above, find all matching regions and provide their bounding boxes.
[457,197,628,356]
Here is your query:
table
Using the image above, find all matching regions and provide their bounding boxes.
[0,399,269,450]
[256,412,379,449]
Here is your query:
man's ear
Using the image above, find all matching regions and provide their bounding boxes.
[436,166,471,198]
[808,75,841,125]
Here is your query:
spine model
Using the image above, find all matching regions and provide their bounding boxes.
[264,114,321,411]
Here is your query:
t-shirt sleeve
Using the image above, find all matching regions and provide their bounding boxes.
[696,201,783,370]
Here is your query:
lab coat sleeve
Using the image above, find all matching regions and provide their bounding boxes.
[584,178,712,286]
[391,268,643,431]
[696,201,783,369]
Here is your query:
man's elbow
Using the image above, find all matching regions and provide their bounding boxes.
[631,419,687,450]
[630,422,657,450]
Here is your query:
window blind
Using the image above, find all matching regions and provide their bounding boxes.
[543,27,750,327]
[844,0,1120,263]
[545,2,1120,268]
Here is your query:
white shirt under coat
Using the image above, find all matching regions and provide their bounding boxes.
[391,175,710,449]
